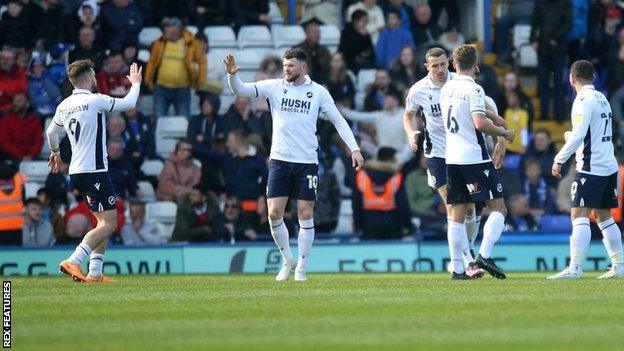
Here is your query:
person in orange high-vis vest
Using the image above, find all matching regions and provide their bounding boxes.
[352,147,412,240]
[0,160,26,246]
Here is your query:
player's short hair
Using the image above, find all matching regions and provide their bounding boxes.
[283,48,308,62]
[570,60,594,81]
[425,47,447,62]
[24,197,42,208]
[67,59,94,86]
[452,44,478,71]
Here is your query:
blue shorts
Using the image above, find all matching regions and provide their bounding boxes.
[426,157,447,190]
[70,172,117,212]
[446,162,504,205]
[571,172,618,209]
[266,159,318,201]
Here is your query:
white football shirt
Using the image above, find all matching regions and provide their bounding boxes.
[554,85,618,176]
[52,88,127,174]
[405,72,454,159]
[440,75,490,165]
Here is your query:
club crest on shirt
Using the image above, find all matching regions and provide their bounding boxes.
[306,91,313,98]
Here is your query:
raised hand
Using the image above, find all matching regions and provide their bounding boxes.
[223,54,240,75]
[126,62,142,84]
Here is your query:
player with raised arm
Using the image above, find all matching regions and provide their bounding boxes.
[439,45,515,280]
[548,60,624,280]
[225,48,364,282]
[46,60,142,283]
[403,47,507,278]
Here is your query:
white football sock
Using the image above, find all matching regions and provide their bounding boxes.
[598,218,624,268]
[68,243,93,264]
[479,211,505,259]
[269,218,293,264]
[569,217,591,271]
[88,253,104,277]
[448,220,468,274]
[296,218,315,273]
[465,212,478,250]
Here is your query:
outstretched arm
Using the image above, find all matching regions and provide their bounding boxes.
[224,54,257,97]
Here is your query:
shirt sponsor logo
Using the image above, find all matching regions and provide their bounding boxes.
[280,98,311,114]
[430,103,441,118]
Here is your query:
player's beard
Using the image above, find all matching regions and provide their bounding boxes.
[285,72,300,83]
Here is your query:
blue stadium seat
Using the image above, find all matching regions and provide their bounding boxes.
[540,215,572,233]
[504,154,522,171]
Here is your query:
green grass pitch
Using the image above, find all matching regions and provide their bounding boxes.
[12,273,624,351]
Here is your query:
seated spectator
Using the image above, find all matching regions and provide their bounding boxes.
[145,17,206,118]
[222,96,265,138]
[404,154,435,219]
[253,55,282,114]
[523,129,559,187]
[171,185,220,242]
[0,94,43,162]
[214,195,258,243]
[121,200,169,245]
[68,26,105,70]
[314,151,341,233]
[55,213,91,245]
[375,10,415,70]
[22,198,54,247]
[389,45,421,93]
[339,93,411,163]
[64,1,103,47]
[364,69,400,111]
[121,107,155,169]
[227,0,270,29]
[28,54,62,118]
[156,140,201,201]
[293,19,331,84]
[36,187,65,238]
[353,147,411,239]
[43,154,72,209]
[522,158,556,218]
[326,52,356,108]
[505,194,538,231]
[411,3,442,48]
[192,0,228,30]
[0,0,31,49]
[346,0,385,44]
[301,0,341,27]
[503,90,529,154]
[101,0,143,51]
[96,50,131,98]
[338,9,376,73]
[385,0,415,33]
[0,49,27,113]
[34,0,65,50]
[107,137,141,199]
[63,196,126,235]
[496,71,535,128]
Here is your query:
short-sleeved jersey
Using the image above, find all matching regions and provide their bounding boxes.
[554,85,618,176]
[440,75,490,165]
[253,75,333,164]
[405,72,454,158]
[52,89,116,174]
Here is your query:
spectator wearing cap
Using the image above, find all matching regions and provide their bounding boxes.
[352,147,411,240]
[145,17,206,118]
[45,43,72,87]
[0,49,27,113]
[96,50,131,98]
[530,0,572,120]
[171,185,221,242]
[64,1,103,47]
[0,94,43,162]
[22,198,54,247]
[28,55,62,118]
[157,140,202,201]
[0,0,31,49]
[68,26,105,70]
[375,9,415,70]
[293,19,332,85]
[101,0,143,51]
[121,200,169,245]
[34,0,65,50]
[301,0,341,28]
[346,0,385,45]
[338,9,376,73]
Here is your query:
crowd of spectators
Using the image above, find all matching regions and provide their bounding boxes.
[2,0,624,247]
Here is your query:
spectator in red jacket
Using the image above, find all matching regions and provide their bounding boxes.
[63,197,126,235]
[0,49,27,113]
[0,93,43,161]
[96,50,131,98]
